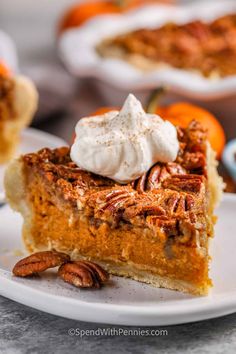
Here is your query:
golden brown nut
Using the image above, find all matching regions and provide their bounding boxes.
[12,251,70,277]
[58,260,109,289]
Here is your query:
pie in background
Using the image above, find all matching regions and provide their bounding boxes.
[0,66,38,164]
[97,14,236,78]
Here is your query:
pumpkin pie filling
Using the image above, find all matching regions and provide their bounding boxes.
[5,121,223,295]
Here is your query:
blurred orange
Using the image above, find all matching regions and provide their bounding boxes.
[58,0,173,34]
[90,106,118,116]
[156,102,226,159]
[0,61,11,77]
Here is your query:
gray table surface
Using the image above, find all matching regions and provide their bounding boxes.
[1,295,236,354]
[1,1,236,352]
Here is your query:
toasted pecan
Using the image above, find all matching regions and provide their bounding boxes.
[58,260,109,288]
[12,251,70,277]
[132,163,186,193]
[163,174,204,193]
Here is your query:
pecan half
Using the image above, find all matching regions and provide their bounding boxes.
[124,201,166,220]
[58,260,109,289]
[147,165,170,190]
[97,189,135,214]
[165,193,195,213]
[165,194,185,214]
[163,174,204,193]
[185,121,207,153]
[185,195,195,211]
[133,163,186,192]
[12,251,70,277]
[182,151,206,174]
[147,216,177,237]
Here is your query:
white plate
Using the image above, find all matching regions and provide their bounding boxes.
[0,193,236,326]
[0,128,67,202]
[59,0,236,100]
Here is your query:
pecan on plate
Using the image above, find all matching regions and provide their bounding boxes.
[12,251,70,277]
[58,260,109,289]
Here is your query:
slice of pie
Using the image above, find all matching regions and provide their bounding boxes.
[5,121,223,295]
[0,69,38,163]
[97,14,236,78]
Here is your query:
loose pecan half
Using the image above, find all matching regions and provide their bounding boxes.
[58,260,109,289]
[12,251,70,277]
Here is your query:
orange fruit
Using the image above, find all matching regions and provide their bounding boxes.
[156,102,226,159]
[0,61,11,77]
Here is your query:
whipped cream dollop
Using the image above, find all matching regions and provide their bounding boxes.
[70,94,179,183]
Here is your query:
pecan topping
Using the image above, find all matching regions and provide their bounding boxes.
[58,260,109,288]
[147,216,177,237]
[98,189,134,212]
[165,194,185,214]
[165,193,195,213]
[21,119,208,233]
[146,165,163,190]
[134,172,148,192]
[147,215,197,244]
[132,163,186,192]
[185,121,207,153]
[182,151,206,174]
[124,198,166,220]
[12,251,70,277]
[177,220,196,244]
[147,165,170,190]
[163,174,204,193]
[90,188,137,223]
[185,195,195,211]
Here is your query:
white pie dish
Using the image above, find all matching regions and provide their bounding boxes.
[59,0,236,100]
